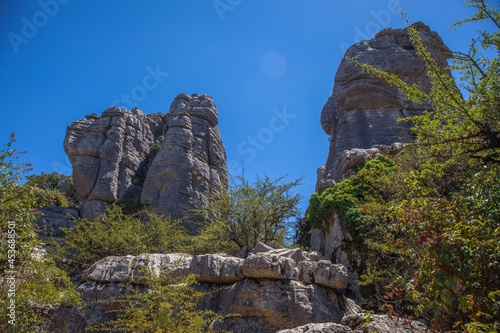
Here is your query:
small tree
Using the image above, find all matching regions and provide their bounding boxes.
[0,134,80,333]
[92,271,227,333]
[351,1,500,331]
[192,174,302,255]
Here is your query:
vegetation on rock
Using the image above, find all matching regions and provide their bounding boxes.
[52,204,189,273]
[0,134,81,333]
[306,1,500,331]
[91,271,227,333]
[191,174,303,256]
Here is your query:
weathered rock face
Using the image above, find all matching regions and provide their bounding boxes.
[71,245,352,333]
[64,107,162,220]
[277,314,427,333]
[317,22,451,188]
[140,93,227,232]
[36,206,79,238]
[63,93,227,227]
[311,214,362,302]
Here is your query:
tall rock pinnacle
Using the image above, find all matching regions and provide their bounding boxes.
[64,93,227,231]
[317,22,451,189]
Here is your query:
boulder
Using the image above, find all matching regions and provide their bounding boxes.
[341,313,427,333]
[81,253,192,284]
[190,253,244,284]
[242,252,298,280]
[276,314,427,333]
[213,279,353,333]
[298,260,348,289]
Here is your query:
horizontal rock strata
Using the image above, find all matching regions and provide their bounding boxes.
[317,22,451,188]
[76,244,350,333]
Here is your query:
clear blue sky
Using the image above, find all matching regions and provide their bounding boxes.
[0,0,491,213]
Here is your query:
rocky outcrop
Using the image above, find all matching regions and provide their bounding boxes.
[36,206,79,238]
[64,107,161,220]
[65,245,427,332]
[140,93,227,232]
[63,93,227,229]
[310,22,453,303]
[277,314,426,333]
[73,245,352,333]
[317,22,451,188]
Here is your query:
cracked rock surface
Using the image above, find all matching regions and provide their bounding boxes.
[63,93,227,230]
[317,22,451,187]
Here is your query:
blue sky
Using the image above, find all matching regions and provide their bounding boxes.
[0,0,491,212]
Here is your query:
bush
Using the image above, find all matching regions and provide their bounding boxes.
[392,165,500,331]
[26,171,77,206]
[307,155,397,240]
[92,270,228,333]
[53,204,189,273]
[191,174,302,255]
[0,134,81,332]
[147,142,161,161]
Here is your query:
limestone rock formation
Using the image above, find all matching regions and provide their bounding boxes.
[64,107,162,220]
[317,22,451,188]
[72,245,350,332]
[63,93,227,229]
[36,206,79,238]
[140,93,227,232]
[277,314,427,333]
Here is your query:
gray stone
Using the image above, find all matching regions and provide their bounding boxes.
[76,249,355,332]
[64,94,227,229]
[242,252,298,280]
[341,313,427,333]
[317,22,452,188]
[140,93,227,233]
[254,241,274,253]
[190,253,244,284]
[215,279,349,333]
[310,214,362,301]
[81,253,192,284]
[42,304,88,333]
[36,206,79,238]
[277,322,354,333]
[298,260,349,290]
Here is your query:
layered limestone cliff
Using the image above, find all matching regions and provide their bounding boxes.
[47,244,425,333]
[312,22,453,301]
[63,93,227,231]
[317,22,451,189]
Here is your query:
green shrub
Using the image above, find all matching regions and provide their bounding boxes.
[392,165,500,331]
[0,134,81,332]
[147,142,161,160]
[26,171,77,206]
[53,204,189,273]
[307,155,397,239]
[91,270,228,333]
[32,187,70,207]
[191,174,302,255]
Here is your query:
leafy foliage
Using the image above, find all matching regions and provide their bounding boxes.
[91,271,228,333]
[307,1,500,331]
[147,142,161,161]
[26,171,77,206]
[191,174,302,255]
[0,134,81,333]
[307,156,397,240]
[391,165,500,331]
[52,204,189,273]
